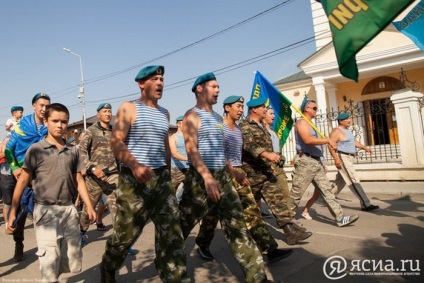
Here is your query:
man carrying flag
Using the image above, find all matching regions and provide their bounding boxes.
[291,98,360,227]
[318,0,414,81]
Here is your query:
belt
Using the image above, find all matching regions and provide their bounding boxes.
[179,168,189,174]
[189,165,226,174]
[337,150,356,157]
[121,165,167,175]
[299,151,321,161]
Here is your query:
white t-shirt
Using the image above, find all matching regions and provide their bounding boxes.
[5,118,18,136]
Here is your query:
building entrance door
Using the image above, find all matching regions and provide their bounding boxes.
[363,98,398,145]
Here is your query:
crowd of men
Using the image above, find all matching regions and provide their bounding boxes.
[0,65,379,283]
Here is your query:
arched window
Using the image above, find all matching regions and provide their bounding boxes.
[362,76,404,95]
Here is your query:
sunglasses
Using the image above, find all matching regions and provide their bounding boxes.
[309,106,318,111]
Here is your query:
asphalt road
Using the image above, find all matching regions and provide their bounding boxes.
[0,182,423,282]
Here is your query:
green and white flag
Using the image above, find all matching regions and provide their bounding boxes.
[318,0,414,81]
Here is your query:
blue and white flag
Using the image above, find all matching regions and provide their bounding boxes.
[393,0,424,52]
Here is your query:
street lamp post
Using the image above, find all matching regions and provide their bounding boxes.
[63,47,87,130]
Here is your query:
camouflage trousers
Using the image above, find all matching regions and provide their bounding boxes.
[196,167,278,254]
[179,168,266,283]
[101,167,189,283]
[80,173,118,232]
[291,154,344,221]
[248,168,294,228]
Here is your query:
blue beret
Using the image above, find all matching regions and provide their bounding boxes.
[192,72,216,93]
[300,97,309,112]
[135,65,164,81]
[11,106,24,113]
[32,93,51,104]
[176,115,184,122]
[246,96,267,108]
[223,95,244,106]
[97,103,112,112]
[337,112,350,121]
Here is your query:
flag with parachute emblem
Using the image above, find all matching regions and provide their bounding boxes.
[250,71,293,147]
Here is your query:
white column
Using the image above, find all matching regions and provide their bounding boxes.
[390,90,424,166]
[326,85,338,112]
[326,84,339,129]
[312,76,329,137]
[312,76,328,113]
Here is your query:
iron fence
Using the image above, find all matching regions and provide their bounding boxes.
[282,99,402,166]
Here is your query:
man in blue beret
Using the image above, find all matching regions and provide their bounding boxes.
[101,66,189,282]
[221,95,244,114]
[195,94,293,264]
[96,103,112,112]
[329,112,379,211]
[5,92,50,261]
[191,72,216,93]
[240,97,313,245]
[180,73,268,282]
[134,65,164,82]
[246,96,267,108]
[79,102,120,248]
[291,100,360,227]
[31,92,51,105]
[5,106,24,136]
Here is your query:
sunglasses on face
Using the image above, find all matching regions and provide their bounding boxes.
[309,106,318,111]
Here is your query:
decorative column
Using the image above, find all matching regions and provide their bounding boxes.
[312,76,329,136]
[326,84,339,129]
[312,76,328,113]
[390,90,424,166]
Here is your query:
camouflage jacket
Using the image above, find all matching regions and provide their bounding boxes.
[240,116,275,178]
[79,122,118,172]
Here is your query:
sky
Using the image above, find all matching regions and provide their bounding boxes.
[0,0,316,140]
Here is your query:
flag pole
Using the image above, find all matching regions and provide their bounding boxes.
[290,103,327,139]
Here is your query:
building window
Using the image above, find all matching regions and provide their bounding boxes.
[362,76,404,95]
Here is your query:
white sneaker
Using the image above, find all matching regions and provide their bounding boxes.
[337,215,359,227]
[301,212,312,220]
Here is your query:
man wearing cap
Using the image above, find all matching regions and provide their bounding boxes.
[5,92,50,261]
[240,97,312,245]
[195,95,293,264]
[100,66,189,283]
[329,112,379,212]
[179,73,267,282]
[169,115,189,199]
[5,106,24,137]
[291,99,360,227]
[79,103,119,247]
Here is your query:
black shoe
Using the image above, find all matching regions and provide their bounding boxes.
[96,223,107,231]
[13,242,24,262]
[361,205,379,212]
[100,262,116,283]
[266,248,293,264]
[197,246,214,261]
